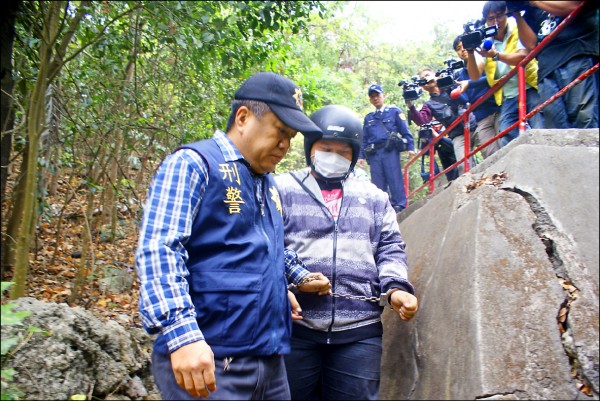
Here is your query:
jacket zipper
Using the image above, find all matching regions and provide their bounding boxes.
[257,176,280,353]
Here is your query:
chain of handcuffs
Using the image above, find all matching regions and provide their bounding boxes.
[298,275,381,304]
[223,275,381,372]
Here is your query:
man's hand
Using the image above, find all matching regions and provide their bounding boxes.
[478,44,495,59]
[389,290,419,321]
[288,291,303,320]
[357,158,366,169]
[170,340,217,398]
[298,272,332,295]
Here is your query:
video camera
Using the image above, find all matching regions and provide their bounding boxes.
[418,122,435,142]
[435,59,464,89]
[461,19,498,51]
[418,120,442,149]
[398,76,427,101]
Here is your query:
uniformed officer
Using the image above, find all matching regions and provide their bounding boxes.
[357,84,415,212]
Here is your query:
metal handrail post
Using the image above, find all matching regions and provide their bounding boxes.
[517,65,527,135]
[463,112,472,173]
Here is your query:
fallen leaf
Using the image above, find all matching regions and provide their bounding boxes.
[558,307,568,323]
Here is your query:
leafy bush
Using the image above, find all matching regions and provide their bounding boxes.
[1,282,31,400]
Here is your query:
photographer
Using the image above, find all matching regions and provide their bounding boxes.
[358,84,415,213]
[515,1,598,129]
[465,1,544,147]
[453,35,502,159]
[406,68,475,177]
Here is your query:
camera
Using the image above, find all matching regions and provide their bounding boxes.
[398,76,426,101]
[435,59,464,89]
[461,19,498,50]
[418,121,442,149]
[418,123,434,141]
[418,122,437,148]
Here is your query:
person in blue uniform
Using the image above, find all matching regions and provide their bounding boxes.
[135,71,331,400]
[357,84,415,213]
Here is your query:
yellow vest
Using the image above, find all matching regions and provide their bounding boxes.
[484,21,538,106]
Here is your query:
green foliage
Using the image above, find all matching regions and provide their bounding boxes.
[7,1,471,297]
[1,283,47,400]
[1,282,30,400]
[11,0,460,204]
[267,1,460,196]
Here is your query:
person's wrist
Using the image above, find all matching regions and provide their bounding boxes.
[384,288,401,309]
[492,51,500,61]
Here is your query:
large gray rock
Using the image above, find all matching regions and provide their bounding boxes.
[382,129,599,400]
[3,297,159,400]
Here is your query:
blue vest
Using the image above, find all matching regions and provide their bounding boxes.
[178,138,291,358]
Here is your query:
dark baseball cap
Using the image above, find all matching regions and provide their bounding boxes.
[368,84,384,95]
[234,72,322,139]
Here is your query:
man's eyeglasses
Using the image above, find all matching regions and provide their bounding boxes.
[486,12,507,23]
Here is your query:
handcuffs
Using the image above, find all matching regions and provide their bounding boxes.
[379,288,400,309]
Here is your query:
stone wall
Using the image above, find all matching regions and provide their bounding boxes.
[4,297,160,400]
[381,129,599,400]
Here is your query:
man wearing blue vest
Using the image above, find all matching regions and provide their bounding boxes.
[135,71,330,400]
[357,84,415,213]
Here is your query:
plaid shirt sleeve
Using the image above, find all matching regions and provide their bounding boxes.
[284,248,309,285]
[135,148,208,352]
[136,132,304,352]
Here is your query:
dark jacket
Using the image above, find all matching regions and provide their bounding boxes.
[456,67,500,122]
[409,92,476,139]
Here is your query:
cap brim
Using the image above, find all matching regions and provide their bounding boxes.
[368,89,383,95]
[269,104,323,139]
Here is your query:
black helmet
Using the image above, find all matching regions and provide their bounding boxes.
[304,105,363,174]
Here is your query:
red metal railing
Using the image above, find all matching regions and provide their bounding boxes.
[403,2,599,205]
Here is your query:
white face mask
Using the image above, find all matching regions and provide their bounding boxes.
[313,150,352,180]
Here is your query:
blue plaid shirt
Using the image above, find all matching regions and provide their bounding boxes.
[135,130,308,352]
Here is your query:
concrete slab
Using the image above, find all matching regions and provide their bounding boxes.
[382,129,599,400]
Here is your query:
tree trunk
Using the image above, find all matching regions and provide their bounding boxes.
[9,1,92,297]
[102,34,139,240]
[0,0,21,280]
[2,149,27,280]
[10,2,60,299]
[68,189,95,304]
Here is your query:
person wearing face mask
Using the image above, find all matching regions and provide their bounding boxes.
[274,105,419,400]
